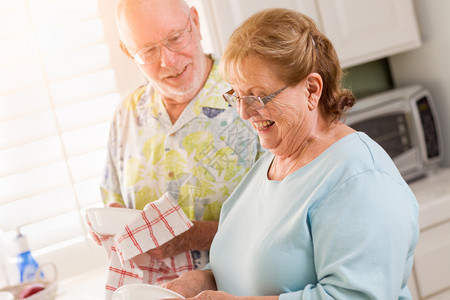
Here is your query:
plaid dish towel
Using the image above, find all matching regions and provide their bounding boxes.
[91,192,195,300]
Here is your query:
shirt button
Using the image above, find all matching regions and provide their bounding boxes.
[168,171,175,178]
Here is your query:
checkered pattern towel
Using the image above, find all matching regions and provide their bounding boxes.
[87,192,195,300]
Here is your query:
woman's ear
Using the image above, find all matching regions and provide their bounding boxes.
[306,73,323,110]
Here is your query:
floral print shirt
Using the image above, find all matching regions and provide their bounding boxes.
[100,58,264,221]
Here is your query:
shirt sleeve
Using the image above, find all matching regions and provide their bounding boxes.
[280,170,419,299]
[99,86,147,208]
[100,116,125,207]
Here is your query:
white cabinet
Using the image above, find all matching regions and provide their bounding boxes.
[204,0,319,54]
[201,0,421,68]
[407,168,450,300]
[317,0,421,67]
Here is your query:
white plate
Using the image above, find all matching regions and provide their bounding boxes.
[112,283,184,300]
[85,207,141,235]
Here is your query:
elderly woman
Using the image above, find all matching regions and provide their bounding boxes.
[163,8,419,299]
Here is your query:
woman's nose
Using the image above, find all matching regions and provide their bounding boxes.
[238,101,258,120]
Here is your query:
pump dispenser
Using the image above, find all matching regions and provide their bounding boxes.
[14,228,40,283]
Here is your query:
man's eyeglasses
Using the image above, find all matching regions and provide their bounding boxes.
[222,86,287,110]
[132,12,192,65]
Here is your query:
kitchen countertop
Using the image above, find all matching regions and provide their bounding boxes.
[405,167,450,300]
[407,167,450,230]
[57,267,106,299]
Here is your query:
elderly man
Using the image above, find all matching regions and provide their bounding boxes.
[96,0,263,297]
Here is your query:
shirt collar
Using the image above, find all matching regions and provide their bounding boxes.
[145,55,231,117]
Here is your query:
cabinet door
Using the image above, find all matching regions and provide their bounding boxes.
[413,222,450,299]
[427,290,450,300]
[204,0,319,55]
[407,270,419,300]
[316,0,421,67]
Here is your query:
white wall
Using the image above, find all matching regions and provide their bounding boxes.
[389,0,450,167]
[185,0,217,55]
[98,0,146,98]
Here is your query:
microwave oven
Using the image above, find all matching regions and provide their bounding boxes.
[345,85,443,182]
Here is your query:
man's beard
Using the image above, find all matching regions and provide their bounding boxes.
[154,52,207,100]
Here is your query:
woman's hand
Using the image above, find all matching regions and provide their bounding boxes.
[161,270,217,298]
[183,290,236,300]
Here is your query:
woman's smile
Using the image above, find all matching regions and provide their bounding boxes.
[251,120,275,132]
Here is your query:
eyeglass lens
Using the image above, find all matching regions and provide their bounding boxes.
[134,15,192,65]
[224,92,265,110]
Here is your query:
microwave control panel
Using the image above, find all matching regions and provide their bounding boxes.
[416,96,440,159]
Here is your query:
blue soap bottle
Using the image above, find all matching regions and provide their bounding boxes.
[15,229,40,283]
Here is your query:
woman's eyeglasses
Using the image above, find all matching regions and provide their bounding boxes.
[222,86,287,110]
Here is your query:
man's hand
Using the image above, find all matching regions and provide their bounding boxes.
[106,202,124,208]
[147,221,218,259]
[161,269,217,298]
[87,201,125,246]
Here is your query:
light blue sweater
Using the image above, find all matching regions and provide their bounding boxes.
[209,132,419,299]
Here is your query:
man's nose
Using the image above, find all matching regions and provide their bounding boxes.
[159,45,178,68]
